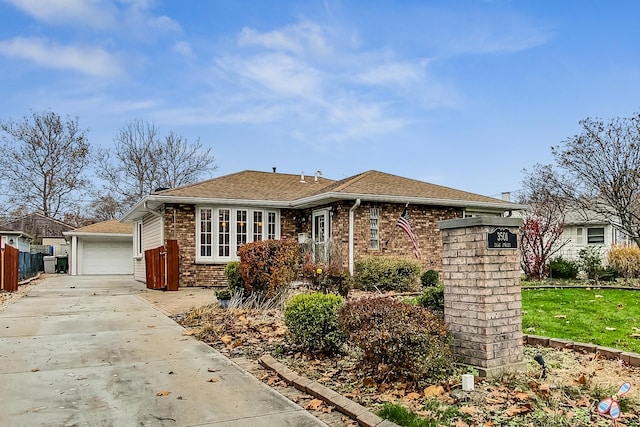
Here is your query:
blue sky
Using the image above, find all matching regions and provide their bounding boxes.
[1,1,639,199]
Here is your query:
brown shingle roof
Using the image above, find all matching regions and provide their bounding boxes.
[157,170,335,201]
[303,170,511,205]
[69,219,132,235]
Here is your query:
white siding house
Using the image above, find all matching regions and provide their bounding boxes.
[64,220,133,276]
[133,213,164,282]
[557,210,632,262]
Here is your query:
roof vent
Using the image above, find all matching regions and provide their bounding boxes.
[272,167,277,173]
[300,171,306,183]
[314,170,322,183]
[154,187,170,193]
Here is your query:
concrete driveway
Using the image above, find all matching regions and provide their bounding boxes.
[0,275,326,426]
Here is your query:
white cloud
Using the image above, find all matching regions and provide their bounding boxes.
[449,25,550,55]
[239,21,329,56]
[217,53,322,99]
[0,37,124,77]
[172,41,193,58]
[4,0,180,35]
[4,0,117,28]
[356,61,425,86]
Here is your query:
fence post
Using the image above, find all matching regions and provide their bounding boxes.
[1,247,4,291]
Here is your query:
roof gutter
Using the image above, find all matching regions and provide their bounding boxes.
[348,198,361,275]
[291,192,528,211]
[144,201,163,218]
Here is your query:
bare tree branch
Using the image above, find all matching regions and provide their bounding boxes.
[550,113,640,245]
[95,119,218,213]
[0,111,91,220]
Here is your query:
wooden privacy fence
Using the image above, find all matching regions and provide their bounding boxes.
[144,240,179,291]
[1,245,19,292]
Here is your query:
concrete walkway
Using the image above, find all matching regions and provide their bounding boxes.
[0,275,326,426]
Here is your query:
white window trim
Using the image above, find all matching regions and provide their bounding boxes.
[196,206,280,263]
[134,221,143,258]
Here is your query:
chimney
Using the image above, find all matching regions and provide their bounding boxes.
[300,171,306,183]
[501,192,511,202]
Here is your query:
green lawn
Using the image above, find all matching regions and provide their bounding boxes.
[522,288,640,353]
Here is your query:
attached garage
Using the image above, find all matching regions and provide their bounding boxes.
[64,220,133,276]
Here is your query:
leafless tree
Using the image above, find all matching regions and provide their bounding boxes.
[91,193,124,221]
[518,165,569,279]
[0,111,91,220]
[549,112,640,246]
[96,119,217,212]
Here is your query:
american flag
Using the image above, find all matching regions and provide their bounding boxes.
[397,206,420,258]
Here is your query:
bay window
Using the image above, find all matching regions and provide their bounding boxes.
[196,207,279,262]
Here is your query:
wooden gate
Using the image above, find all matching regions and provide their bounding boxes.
[144,240,179,291]
[1,245,19,292]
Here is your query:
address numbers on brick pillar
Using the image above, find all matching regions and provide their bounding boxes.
[487,227,517,249]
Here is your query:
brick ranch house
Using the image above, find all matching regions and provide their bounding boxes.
[121,169,524,287]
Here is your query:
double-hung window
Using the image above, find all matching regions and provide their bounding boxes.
[197,207,279,262]
[587,227,605,245]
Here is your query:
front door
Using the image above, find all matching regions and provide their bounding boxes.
[312,209,330,262]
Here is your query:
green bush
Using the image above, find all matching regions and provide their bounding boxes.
[548,257,579,279]
[420,269,439,287]
[224,261,245,294]
[284,292,345,354]
[417,283,444,312]
[578,246,604,280]
[238,239,300,297]
[354,256,421,292]
[338,296,454,384]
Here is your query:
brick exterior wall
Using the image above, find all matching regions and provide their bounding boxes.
[341,202,462,272]
[163,204,225,287]
[159,202,464,287]
[439,218,525,377]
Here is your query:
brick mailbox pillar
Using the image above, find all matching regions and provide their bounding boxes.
[438,217,526,377]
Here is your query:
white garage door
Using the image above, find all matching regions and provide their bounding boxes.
[81,239,133,275]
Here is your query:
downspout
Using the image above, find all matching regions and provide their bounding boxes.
[71,235,77,276]
[348,198,361,275]
[143,201,163,218]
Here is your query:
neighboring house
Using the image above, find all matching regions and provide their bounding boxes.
[63,220,134,276]
[0,213,75,255]
[557,209,632,262]
[121,169,524,287]
[0,230,33,252]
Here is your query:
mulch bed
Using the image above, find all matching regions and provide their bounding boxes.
[176,303,640,427]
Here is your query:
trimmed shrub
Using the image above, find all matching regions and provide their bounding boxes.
[354,256,421,292]
[548,257,579,280]
[338,296,454,384]
[421,269,439,287]
[417,283,444,312]
[608,244,640,278]
[224,261,245,294]
[238,239,300,297]
[284,292,345,354]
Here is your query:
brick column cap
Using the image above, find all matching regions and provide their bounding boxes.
[438,216,523,230]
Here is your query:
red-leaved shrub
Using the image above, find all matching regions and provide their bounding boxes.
[237,239,300,297]
[338,296,454,384]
